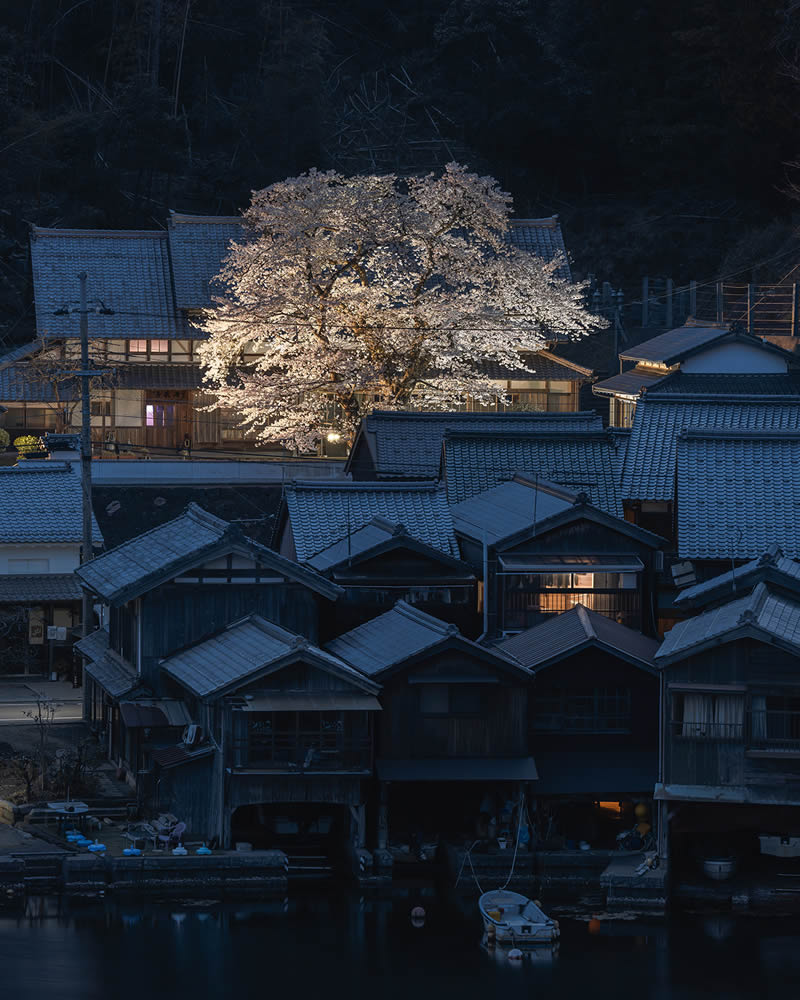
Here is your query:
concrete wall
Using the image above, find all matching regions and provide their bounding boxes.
[682,342,787,373]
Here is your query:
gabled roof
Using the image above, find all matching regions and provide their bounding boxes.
[0,463,102,544]
[166,212,244,310]
[675,546,800,609]
[346,409,604,481]
[508,217,572,281]
[676,429,800,560]
[161,613,377,698]
[452,474,664,549]
[442,430,623,514]
[619,322,731,366]
[325,600,526,679]
[77,502,339,605]
[620,391,800,502]
[30,227,186,340]
[451,475,577,546]
[284,482,459,561]
[75,628,140,699]
[499,604,660,673]
[657,582,800,663]
[470,349,592,381]
[306,516,473,576]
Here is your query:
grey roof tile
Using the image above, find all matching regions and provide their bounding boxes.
[676,430,800,560]
[443,430,623,514]
[76,630,140,698]
[0,463,102,544]
[30,228,186,340]
[651,373,800,396]
[619,324,730,365]
[77,502,338,604]
[74,626,111,663]
[115,364,203,390]
[450,475,578,546]
[498,604,659,672]
[326,600,521,677]
[167,213,244,310]
[0,363,75,402]
[0,574,83,603]
[352,409,604,480]
[675,545,800,608]
[508,217,572,280]
[285,482,459,561]
[657,582,800,661]
[621,394,800,502]
[162,613,372,698]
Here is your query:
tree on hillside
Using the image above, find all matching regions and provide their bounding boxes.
[199,163,604,450]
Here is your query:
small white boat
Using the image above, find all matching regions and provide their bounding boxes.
[479,890,559,945]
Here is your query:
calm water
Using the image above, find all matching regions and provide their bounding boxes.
[5,889,800,999]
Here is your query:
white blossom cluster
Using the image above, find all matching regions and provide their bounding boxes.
[198,163,606,451]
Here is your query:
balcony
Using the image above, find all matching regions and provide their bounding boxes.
[233,731,373,773]
[747,709,800,755]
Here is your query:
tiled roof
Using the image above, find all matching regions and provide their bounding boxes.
[0,574,83,603]
[649,373,800,396]
[498,604,660,672]
[471,349,592,381]
[657,582,800,662]
[592,368,667,398]
[619,324,730,365]
[676,430,800,559]
[78,502,338,604]
[450,475,577,546]
[167,213,244,310]
[115,364,203,390]
[162,613,374,698]
[675,546,800,609]
[326,600,523,678]
[442,430,623,514]
[151,744,214,769]
[284,482,459,561]
[307,516,471,575]
[508,218,572,280]
[350,409,604,480]
[0,363,76,402]
[74,626,111,663]
[30,228,185,340]
[0,463,102,544]
[621,394,800,502]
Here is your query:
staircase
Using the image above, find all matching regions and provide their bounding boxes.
[282,844,336,879]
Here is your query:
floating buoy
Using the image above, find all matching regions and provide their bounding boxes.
[122,847,141,857]
[508,948,523,962]
[87,840,105,853]
[196,844,212,856]
[588,916,602,934]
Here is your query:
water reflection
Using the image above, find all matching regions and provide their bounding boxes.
[3,890,800,999]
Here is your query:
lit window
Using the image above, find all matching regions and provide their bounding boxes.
[145,405,154,427]
[150,340,169,353]
[129,340,148,354]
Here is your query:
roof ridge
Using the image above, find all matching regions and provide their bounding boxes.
[510,216,559,227]
[739,582,770,625]
[169,211,243,225]
[394,600,460,636]
[366,409,599,423]
[285,480,443,491]
[31,226,167,239]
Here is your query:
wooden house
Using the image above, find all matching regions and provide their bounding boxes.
[656,559,800,877]
[326,601,534,857]
[499,606,660,850]
[279,482,477,637]
[450,475,666,638]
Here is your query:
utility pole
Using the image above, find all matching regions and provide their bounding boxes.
[78,272,93,641]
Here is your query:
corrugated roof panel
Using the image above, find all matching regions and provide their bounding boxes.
[619,325,728,365]
[592,369,667,398]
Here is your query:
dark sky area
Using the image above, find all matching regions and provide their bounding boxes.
[2,0,800,342]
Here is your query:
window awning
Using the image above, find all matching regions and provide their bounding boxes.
[376,757,537,781]
[119,699,192,728]
[239,692,381,712]
[498,555,644,574]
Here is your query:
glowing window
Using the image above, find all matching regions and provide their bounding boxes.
[150,340,169,353]
[129,339,148,354]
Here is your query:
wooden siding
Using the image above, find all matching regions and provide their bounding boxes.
[227,773,363,808]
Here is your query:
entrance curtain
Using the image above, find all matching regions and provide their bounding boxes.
[681,694,712,738]
[713,695,744,740]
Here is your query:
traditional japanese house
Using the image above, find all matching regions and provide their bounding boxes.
[450,474,665,637]
[499,606,660,851]
[326,601,535,860]
[74,503,343,821]
[0,457,102,677]
[279,481,476,636]
[656,562,800,883]
[593,320,795,428]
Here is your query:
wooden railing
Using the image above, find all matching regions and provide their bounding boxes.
[233,731,373,772]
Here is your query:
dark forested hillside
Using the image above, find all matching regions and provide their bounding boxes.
[2,0,800,343]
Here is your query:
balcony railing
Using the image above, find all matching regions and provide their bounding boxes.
[748,709,800,752]
[232,731,373,772]
[671,719,744,741]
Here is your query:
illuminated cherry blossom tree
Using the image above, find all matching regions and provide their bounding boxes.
[199,163,604,451]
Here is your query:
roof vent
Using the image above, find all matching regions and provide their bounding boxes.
[672,560,697,588]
